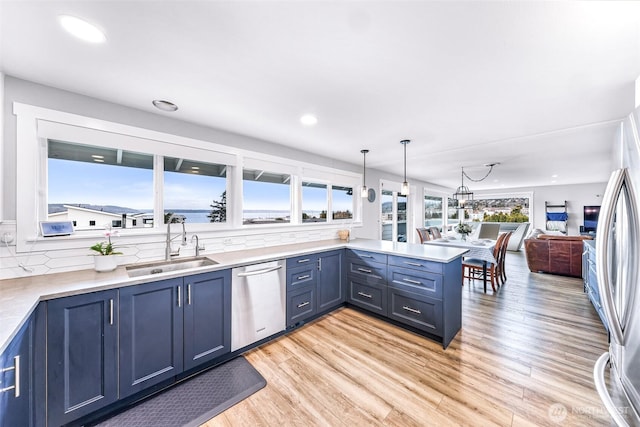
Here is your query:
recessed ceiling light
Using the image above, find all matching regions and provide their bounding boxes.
[551,174,558,178]
[300,114,318,126]
[59,15,106,43]
[91,154,104,159]
[152,100,179,112]
[191,166,200,170]
[93,159,105,163]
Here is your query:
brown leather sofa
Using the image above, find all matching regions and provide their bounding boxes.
[524,234,593,278]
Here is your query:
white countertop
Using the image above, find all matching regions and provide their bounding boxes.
[0,239,466,353]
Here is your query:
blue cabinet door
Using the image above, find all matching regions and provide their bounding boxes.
[119,278,183,398]
[47,290,118,427]
[183,270,231,371]
[317,250,344,312]
[0,317,32,427]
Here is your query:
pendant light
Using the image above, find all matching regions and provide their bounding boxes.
[453,163,499,207]
[360,149,369,197]
[400,140,410,195]
[453,167,473,208]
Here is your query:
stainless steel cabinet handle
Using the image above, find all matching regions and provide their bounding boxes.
[360,255,374,258]
[357,291,372,299]
[357,267,372,274]
[177,286,182,308]
[0,356,20,397]
[297,301,310,308]
[297,258,310,263]
[404,262,423,267]
[403,278,422,285]
[402,306,421,315]
[318,258,322,271]
[237,265,283,277]
[187,284,192,305]
[297,275,310,280]
[109,299,114,325]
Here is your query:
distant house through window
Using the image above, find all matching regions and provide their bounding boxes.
[331,185,353,220]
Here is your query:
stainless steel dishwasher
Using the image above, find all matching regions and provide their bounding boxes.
[231,259,286,351]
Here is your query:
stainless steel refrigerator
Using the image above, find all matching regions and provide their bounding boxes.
[594,106,640,426]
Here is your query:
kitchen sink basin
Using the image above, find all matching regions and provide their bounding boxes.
[125,257,218,278]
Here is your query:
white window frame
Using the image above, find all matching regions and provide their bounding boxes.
[14,103,362,252]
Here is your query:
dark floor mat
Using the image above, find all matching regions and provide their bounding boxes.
[95,356,266,427]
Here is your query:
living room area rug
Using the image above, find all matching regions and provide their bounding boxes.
[94,356,266,427]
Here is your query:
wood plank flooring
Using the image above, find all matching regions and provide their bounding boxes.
[203,251,612,426]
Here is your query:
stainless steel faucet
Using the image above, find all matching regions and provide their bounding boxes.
[165,214,187,260]
[191,234,205,257]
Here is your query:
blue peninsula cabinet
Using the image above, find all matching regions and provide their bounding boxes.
[345,249,462,349]
[46,289,118,427]
[119,270,231,397]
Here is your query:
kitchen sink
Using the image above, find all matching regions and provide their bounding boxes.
[125,257,218,278]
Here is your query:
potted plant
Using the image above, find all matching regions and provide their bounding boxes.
[90,226,122,272]
[455,222,473,241]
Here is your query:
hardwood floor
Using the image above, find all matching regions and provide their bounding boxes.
[203,251,612,426]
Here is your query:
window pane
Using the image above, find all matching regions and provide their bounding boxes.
[381,189,393,241]
[243,169,291,224]
[331,185,353,220]
[467,197,530,223]
[164,157,227,224]
[424,195,443,228]
[397,194,407,242]
[47,140,153,231]
[302,182,327,223]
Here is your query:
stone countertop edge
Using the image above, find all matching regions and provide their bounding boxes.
[0,238,466,354]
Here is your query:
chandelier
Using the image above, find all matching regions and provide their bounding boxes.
[453,163,498,207]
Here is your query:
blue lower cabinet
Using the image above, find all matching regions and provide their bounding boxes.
[387,287,442,336]
[347,279,387,315]
[47,290,118,426]
[317,250,345,312]
[120,271,232,398]
[183,270,231,371]
[0,317,32,427]
[119,278,184,398]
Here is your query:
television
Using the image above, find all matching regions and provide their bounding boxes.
[583,205,601,233]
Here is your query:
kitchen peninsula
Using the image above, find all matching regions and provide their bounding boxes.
[0,239,466,426]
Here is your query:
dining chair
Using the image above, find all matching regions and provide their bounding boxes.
[462,231,509,292]
[416,228,430,243]
[428,226,442,239]
[477,223,501,240]
[496,231,513,285]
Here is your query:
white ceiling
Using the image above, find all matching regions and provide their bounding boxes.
[2,1,640,191]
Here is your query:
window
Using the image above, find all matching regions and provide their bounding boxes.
[243,169,291,224]
[331,185,353,220]
[466,195,530,223]
[302,182,327,223]
[164,157,227,224]
[47,140,154,230]
[424,194,443,228]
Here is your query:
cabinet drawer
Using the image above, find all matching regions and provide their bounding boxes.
[287,254,319,267]
[388,288,442,336]
[347,259,386,284]
[387,266,442,298]
[287,285,316,327]
[388,255,443,274]
[347,249,388,265]
[286,264,317,289]
[347,279,387,316]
